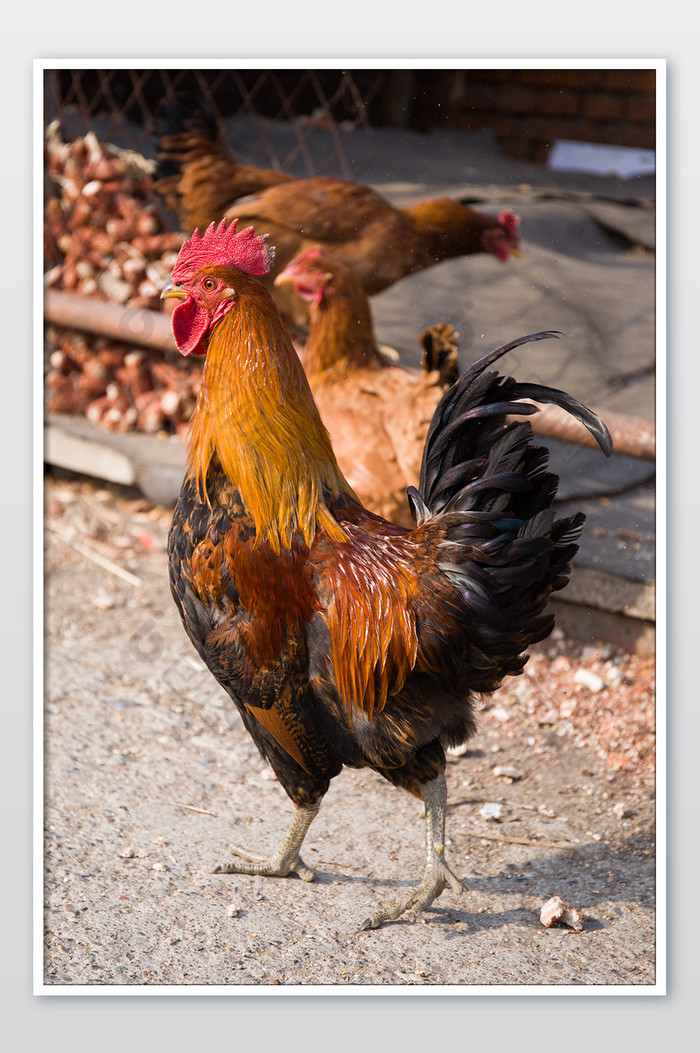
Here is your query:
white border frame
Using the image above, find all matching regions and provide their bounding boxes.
[33,57,666,998]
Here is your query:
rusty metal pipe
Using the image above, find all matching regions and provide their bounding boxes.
[44,289,656,461]
[44,289,177,355]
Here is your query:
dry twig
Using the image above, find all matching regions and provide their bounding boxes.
[459,828,575,850]
[47,523,142,587]
[172,802,218,818]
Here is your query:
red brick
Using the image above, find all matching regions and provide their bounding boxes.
[582,93,625,120]
[507,116,545,142]
[517,69,599,90]
[462,69,510,85]
[427,67,659,162]
[511,70,557,88]
[563,119,604,143]
[494,115,520,139]
[604,69,656,93]
[458,81,504,111]
[524,115,599,144]
[497,84,539,113]
[538,88,583,116]
[607,122,656,149]
[454,114,492,132]
[626,94,656,123]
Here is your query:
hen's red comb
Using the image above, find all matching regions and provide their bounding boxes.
[172,219,275,280]
[498,210,520,238]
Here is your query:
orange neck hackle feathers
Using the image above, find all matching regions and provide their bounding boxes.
[181,268,357,552]
[164,219,357,550]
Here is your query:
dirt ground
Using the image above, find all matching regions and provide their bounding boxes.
[42,470,656,991]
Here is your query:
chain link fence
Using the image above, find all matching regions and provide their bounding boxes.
[43,68,394,180]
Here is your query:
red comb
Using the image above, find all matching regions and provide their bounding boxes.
[295,245,324,264]
[498,210,520,237]
[172,219,275,280]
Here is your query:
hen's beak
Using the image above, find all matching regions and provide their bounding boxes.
[273,268,292,287]
[161,281,187,301]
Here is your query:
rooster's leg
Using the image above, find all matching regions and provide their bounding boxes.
[213,801,320,883]
[360,773,464,929]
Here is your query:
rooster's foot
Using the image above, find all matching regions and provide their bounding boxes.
[214,844,316,882]
[213,800,319,883]
[359,773,465,930]
[360,854,463,929]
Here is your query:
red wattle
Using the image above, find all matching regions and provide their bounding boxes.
[171,298,209,356]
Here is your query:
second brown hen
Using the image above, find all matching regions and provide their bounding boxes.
[275,245,460,527]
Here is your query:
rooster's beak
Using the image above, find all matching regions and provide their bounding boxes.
[161,282,187,300]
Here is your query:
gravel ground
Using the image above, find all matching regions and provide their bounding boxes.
[42,471,657,990]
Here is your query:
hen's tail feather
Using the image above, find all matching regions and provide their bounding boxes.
[154,93,223,180]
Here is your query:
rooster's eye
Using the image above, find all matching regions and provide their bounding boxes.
[203,277,217,291]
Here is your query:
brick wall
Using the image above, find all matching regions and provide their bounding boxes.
[410,69,656,163]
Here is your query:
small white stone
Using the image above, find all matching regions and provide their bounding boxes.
[574,668,605,693]
[540,895,583,931]
[604,663,624,686]
[82,179,102,197]
[92,592,114,611]
[491,707,512,723]
[493,765,524,781]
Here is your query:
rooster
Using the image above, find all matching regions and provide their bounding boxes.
[275,244,459,527]
[153,95,521,330]
[163,220,611,929]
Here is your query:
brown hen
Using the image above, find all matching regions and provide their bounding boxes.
[275,245,459,527]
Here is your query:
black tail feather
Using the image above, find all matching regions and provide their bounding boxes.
[409,332,611,691]
[418,332,613,516]
[421,330,562,454]
[512,381,614,457]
